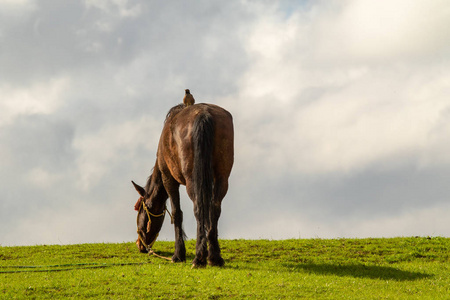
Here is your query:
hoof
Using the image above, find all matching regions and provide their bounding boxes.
[172,255,185,263]
[208,257,225,267]
[192,257,207,268]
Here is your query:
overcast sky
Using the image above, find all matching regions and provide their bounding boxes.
[1,0,450,246]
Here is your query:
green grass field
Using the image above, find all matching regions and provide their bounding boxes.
[1,237,449,299]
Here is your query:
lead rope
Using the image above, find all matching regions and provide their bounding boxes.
[147,204,173,261]
[149,250,172,261]
[136,198,174,261]
[166,208,174,224]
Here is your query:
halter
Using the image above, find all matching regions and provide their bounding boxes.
[136,197,173,252]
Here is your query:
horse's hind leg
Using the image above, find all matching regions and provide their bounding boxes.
[163,175,186,263]
[207,179,228,267]
[187,182,208,267]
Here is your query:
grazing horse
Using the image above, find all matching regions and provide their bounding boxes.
[132,103,234,267]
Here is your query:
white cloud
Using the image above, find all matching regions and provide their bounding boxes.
[311,0,450,63]
[0,77,70,127]
[73,116,161,190]
[291,67,450,174]
[232,0,450,175]
[0,0,35,11]
[84,0,143,19]
[26,168,63,189]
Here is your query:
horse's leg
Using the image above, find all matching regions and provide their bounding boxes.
[186,182,208,267]
[207,179,228,266]
[163,176,186,263]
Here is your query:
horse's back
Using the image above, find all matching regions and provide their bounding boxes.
[159,103,233,185]
[178,103,232,125]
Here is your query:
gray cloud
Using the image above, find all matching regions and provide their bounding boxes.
[1,0,450,246]
[1,115,75,169]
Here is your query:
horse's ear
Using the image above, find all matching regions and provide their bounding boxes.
[131,181,146,198]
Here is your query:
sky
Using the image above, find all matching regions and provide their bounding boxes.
[1,0,450,246]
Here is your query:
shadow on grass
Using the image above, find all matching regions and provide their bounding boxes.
[282,262,431,281]
[0,262,152,274]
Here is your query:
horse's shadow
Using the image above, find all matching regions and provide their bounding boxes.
[282,262,431,281]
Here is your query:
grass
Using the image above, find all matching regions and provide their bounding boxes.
[1,237,449,299]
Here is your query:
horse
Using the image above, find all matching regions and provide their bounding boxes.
[131,103,234,267]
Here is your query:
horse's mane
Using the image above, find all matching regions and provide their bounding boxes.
[165,104,185,123]
[142,104,185,195]
[144,173,153,194]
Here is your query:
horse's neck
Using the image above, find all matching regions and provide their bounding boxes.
[144,162,163,194]
[151,163,163,187]
[148,162,168,204]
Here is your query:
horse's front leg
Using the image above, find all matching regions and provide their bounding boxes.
[164,177,186,263]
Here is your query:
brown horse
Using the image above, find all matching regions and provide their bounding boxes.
[132,103,234,267]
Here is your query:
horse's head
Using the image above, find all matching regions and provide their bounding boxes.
[132,180,166,253]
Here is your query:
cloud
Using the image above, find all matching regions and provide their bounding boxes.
[0,0,35,13]
[229,0,450,176]
[84,0,144,19]
[73,116,161,190]
[333,202,450,238]
[217,0,450,240]
[2,1,450,246]
[319,0,450,62]
[1,197,134,246]
[238,202,450,239]
[0,77,70,126]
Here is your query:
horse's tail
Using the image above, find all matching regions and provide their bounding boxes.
[192,111,215,235]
